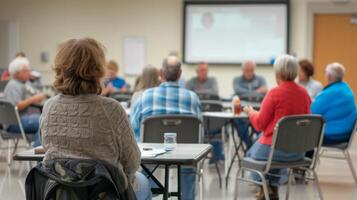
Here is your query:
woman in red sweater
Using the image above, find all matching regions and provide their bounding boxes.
[243,55,311,200]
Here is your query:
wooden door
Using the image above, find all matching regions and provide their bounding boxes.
[313,14,357,100]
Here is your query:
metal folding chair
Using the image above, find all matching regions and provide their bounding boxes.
[234,115,325,200]
[140,114,205,200]
[319,120,357,185]
[0,100,33,194]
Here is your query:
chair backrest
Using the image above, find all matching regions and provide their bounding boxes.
[196,92,220,101]
[347,119,357,150]
[201,100,223,112]
[141,114,202,144]
[271,115,325,154]
[110,92,132,102]
[0,100,28,142]
[0,100,21,127]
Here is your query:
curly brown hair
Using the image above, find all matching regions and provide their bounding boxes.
[53,38,106,95]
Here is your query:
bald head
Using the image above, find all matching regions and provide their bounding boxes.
[326,62,345,84]
[242,60,256,81]
[161,56,182,82]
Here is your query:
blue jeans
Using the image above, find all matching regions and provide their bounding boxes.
[233,118,253,149]
[207,129,224,161]
[7,113,41,147]
[135,172,152,200]
[246,140,304,186]
[181,167,196,200]
[144,167,196,200]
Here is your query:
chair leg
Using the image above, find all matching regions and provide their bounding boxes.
[199,171,204,200]
[312,170,324,200]
[285,169,292,200]
[233,167,243,200]
[344,151,357,185]
[256,172,270,200]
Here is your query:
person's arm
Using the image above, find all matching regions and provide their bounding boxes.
[113,103,141,180]
[311,91,329,115]
[192,93,202,121]
[211,78,219,95]
[17,94,45,110]
[129,96,143,141]
[185,78,194,91]
[255,77,268,94]
[233,77,250,96]
[5,84,44,110]
[247,91,275,132]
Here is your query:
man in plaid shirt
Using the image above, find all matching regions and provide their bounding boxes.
[130,56,201,200]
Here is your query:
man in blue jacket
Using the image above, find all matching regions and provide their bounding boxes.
[311,62,357,145]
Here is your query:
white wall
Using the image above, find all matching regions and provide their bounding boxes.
[0,0,356,96]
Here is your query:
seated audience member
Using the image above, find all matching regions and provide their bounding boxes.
[232,61,267,149]
[186,62,218,95]
[101,60,127,95]
[297,59,323,99]
[311,62,357,145]
[130,66,160,106]
[233,60,267,98]
[130,56,201,200]
[40,38,151,200]
[243,55,311,200]
[186,62,223,162]
[4,57,46,147]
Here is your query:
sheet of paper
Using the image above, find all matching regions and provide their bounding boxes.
[140,148,167,158]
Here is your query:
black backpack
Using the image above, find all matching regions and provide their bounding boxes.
[25,159,136,200]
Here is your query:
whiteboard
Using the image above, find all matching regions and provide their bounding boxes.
[123,37,145,75]
[183,3,288,64]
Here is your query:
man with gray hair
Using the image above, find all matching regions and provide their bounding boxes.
[232,60,268,149]
[233,60,267,100]
[130,56,201,200]
[4,57,46,146]
[186,62,219,95]
[311,62,357,145]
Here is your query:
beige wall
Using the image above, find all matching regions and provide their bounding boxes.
[0,0,356,96]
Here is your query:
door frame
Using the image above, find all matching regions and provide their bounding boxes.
[306,2,357,60]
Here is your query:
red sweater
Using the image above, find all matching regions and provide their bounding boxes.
[249,81,311,145]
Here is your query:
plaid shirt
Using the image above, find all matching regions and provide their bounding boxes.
[130,82,202,140]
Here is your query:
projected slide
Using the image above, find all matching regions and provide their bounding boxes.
[184,3,288,64]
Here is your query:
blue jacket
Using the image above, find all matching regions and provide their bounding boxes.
[311,81,357,142]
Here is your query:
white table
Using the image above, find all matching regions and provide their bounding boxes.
[14,143,212,200]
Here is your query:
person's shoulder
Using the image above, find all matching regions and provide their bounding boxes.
[98,95,127,115]
[181,87,200,101]
[5,79,21,89]
[255,75,267,82]
[42,95,60,113]
[97,95,121,107]
[310,79,323,88]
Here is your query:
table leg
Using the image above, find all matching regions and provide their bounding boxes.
[205,117,222,188]
[225,120,243,188]
[177,165,181,200]
[163,164,170,200]
[141,164,165,195]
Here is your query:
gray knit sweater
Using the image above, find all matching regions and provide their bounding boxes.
[40,94,141,186]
